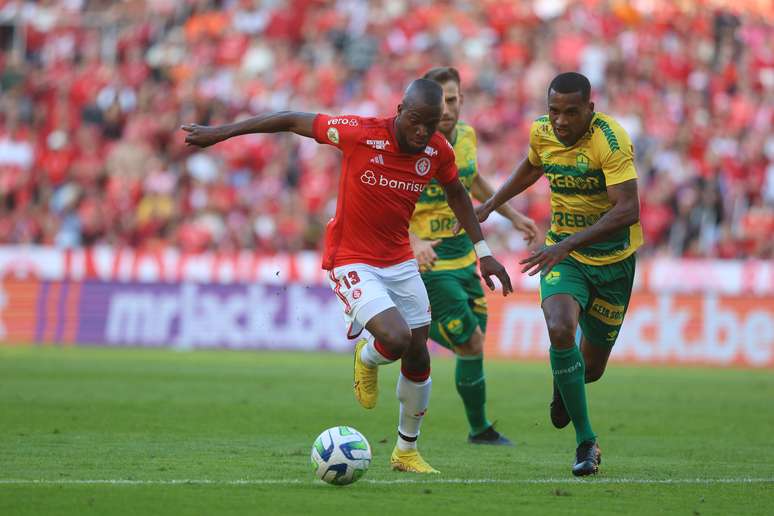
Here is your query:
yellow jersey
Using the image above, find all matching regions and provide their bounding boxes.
[528,112,643,265]
[410,121,478,271]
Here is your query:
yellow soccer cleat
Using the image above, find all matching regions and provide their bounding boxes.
[353,337,378,409]
[390,447,440,474]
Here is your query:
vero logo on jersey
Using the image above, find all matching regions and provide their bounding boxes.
[328,118,358,126]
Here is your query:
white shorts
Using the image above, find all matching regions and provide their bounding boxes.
[327,259,431,339]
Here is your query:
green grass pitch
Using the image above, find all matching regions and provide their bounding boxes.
[1,346,772,515]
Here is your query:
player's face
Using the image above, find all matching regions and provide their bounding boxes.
[395,101,443,154]
[547,90,594,146]
[438,81,462,136]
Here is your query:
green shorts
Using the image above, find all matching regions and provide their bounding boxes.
[540,253,636,347]
[422,264,487,350]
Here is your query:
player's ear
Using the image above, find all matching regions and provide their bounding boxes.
[396,103,403,116]
[588,101,595,113]
[459,92,464,107]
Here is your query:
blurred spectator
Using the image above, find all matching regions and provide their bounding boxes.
[0,0,771,259]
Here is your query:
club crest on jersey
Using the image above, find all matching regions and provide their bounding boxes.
[367,139,390,150]
[415,157,431,176]
[360,170,377,185]
[424,146,438,157]
[576,153,590,173]
[327,127,340,144]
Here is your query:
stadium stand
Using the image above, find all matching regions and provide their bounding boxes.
[0,0,772,258]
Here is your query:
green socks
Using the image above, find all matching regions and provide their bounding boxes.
[550,346,596,444]
[455,354,491,436]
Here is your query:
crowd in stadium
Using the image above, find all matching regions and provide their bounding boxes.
[0,0,772,258]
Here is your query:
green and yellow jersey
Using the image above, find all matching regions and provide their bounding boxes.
[529,112,643,266]
[410,121,478,272]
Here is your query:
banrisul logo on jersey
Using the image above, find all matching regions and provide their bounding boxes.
[415,157,431,176]
[360,170,377,185]
[360,170,423,192]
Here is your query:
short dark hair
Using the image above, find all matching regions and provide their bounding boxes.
[423,66,461,87]
[548,72,591,101]
[402,78,444,107]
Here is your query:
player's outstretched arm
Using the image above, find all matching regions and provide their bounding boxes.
[181,111,317,148]
[476,158,543,223]
[520,179,640,276]
[443,179,513,296]
[471,172,539,246]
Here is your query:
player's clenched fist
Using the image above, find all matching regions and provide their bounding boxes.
[479,255,513,296]
[181,124,229,148]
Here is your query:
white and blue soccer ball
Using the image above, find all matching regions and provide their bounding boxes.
[311,426,371,485]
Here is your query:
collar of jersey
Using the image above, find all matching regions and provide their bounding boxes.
[553,112,597,148]
[449,124,460,147]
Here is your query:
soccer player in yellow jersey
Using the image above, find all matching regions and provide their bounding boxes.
[477,72,642,475]
[410,67,538,445]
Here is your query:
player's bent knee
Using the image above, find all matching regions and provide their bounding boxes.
[378,326,413,355]
[456,331,484,356]
[546,319,577,348]
[403,355,430,376]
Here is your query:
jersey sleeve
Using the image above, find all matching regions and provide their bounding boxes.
[312,114,362,154]
[527,120,543,167]
[597,121,638,187]
[434,138,459,185]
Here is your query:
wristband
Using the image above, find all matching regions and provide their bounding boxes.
[474,240,492,258]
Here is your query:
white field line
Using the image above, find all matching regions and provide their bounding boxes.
[0,478,772,486]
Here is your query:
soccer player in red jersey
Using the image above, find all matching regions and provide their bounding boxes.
[182,79,512,474]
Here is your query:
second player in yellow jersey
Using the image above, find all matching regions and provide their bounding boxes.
[477,72,642,477]
[528,111,643,265]
[410,67,538,446]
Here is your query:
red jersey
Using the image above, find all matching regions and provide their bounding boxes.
[312,114,459,270]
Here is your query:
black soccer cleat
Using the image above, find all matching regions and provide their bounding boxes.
[572,440,602,477]
[468,425,514,446]
[550,382,571,429]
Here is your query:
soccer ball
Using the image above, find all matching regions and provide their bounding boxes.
[311,426,371,485]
